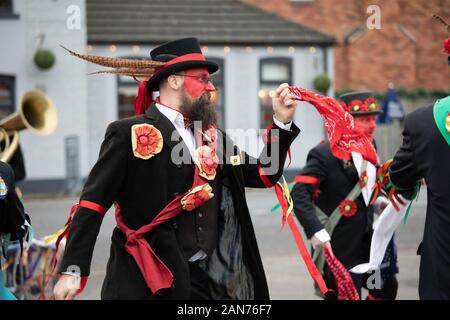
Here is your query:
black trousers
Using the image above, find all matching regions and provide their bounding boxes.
[188,260,211,300]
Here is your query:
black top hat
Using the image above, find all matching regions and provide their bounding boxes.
[338,91,382,116]
[146,38,219,91]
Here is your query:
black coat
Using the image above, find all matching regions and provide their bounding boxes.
[389,105,450,300]
[291,142,373,269]
[0,161,28,241]
[8,145,26,182]
[59,105,299,300]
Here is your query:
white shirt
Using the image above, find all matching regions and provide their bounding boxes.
[155,103,196,158]
[156,102,293,261]
[351,152,376,206]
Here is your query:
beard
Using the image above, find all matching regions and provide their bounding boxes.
[180,90,217,130]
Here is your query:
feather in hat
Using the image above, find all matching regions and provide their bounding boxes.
[60,45,164,78]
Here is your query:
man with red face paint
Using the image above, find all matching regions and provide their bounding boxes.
[291,91,399,299]
[53,38,300,300]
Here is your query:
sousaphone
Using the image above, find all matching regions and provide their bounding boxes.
[0,90,57,162]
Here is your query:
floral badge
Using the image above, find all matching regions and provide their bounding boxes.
[202,126,218,145]
[359,171,368,188]
[0,177,7,200]
[131,124,163,160]
[366,97,378,111]
[349,100,362,112]
[443,38,450,55]
[339,199,358,218]
[446,112,450,133]
[194,146,219,180]
[180,184,214,211]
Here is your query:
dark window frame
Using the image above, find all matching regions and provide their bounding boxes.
[0,74,16,120]
[206,57,225,129]
[259,57,293,128]
[259,57,293,85]
[116,56,147,119]
[0,0,19,19]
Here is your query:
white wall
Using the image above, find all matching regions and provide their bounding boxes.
[0,0,27,120]
[0,0,89,181]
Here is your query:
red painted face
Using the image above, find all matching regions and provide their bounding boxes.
[182,68,215,99]
[354,115,377,140]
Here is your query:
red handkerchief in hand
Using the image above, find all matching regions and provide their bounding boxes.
[289,87,378,165]
[323,246,360,300]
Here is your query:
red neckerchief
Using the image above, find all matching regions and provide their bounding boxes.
[289,87,378,166]
[155,97,192,129]
[113,129,214,294]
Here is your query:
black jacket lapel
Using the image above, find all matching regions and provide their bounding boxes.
[340,158,359,185]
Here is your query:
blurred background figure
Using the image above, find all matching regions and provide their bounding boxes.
[0,160,30,300]
[0,88,57,299]
[291,91,398,300]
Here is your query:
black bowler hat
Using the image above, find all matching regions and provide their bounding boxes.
[338,91,383,116]
[146,38,219,91]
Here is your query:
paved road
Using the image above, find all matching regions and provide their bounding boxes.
[24,189,427,300]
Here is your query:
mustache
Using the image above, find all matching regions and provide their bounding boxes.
[181,91,217,129]
[201,92,212,104]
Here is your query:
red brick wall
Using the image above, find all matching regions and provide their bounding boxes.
[243,0,450,91]
[347,25,417,90]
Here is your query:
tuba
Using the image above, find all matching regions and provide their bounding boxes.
[0,90,57,162]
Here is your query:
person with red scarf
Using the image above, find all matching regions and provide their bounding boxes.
[291,91,399,299]
[53,38,300,300]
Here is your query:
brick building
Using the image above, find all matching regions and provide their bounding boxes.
[245,0,450,92]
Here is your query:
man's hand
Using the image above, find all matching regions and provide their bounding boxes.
[53,274,80,300]
[273,83,297,124]
[374,197,390,215]
[311,236,333,256]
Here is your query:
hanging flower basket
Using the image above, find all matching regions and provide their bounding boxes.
[34,48,56,70]
[313,73,331,94]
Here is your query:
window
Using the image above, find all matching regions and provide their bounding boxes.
[259,58,292,128]
[207,57,225,129]
[117,73,139,119]
[0,75,15,120]
[0,0,17,18]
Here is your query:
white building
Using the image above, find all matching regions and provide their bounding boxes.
[0,0,334,193]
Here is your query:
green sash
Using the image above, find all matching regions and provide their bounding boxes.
[433,96,450,147]
[312,160,367,296]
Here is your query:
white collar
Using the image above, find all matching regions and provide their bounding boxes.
[155,102,185,128]
[351,152,363,170]
[351,152,376,206]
